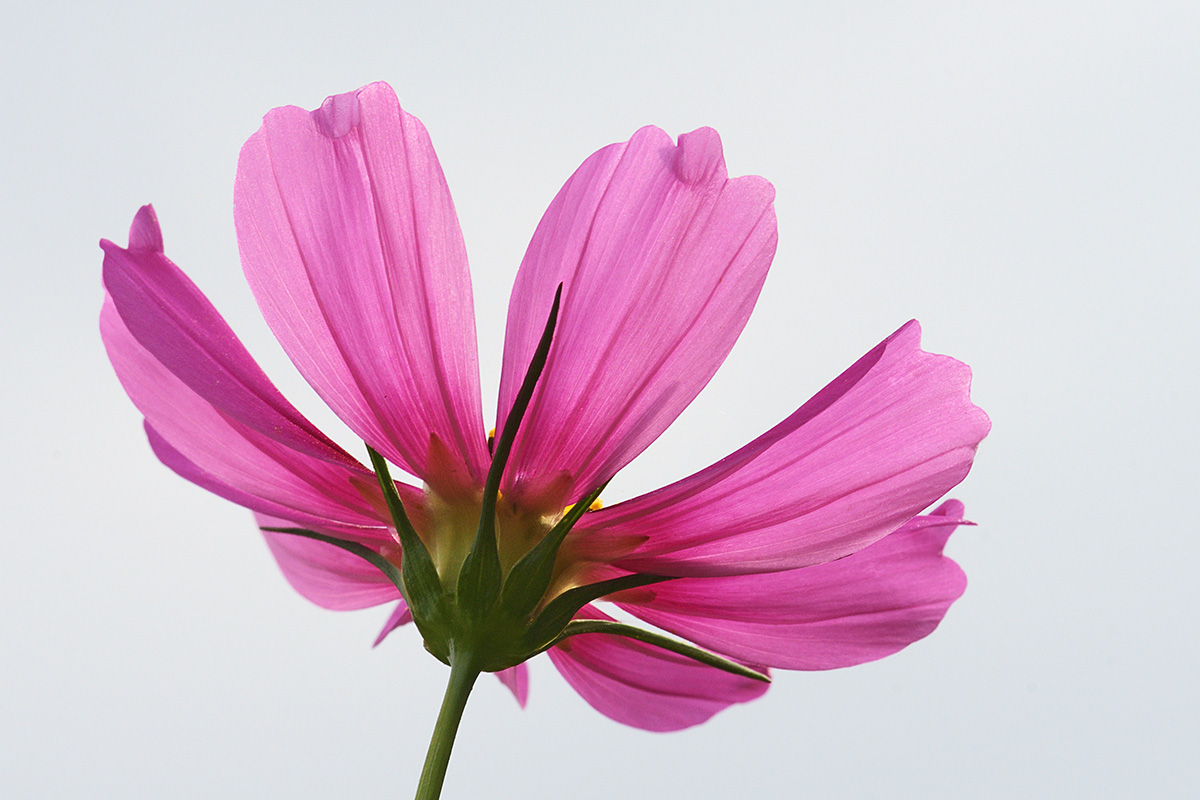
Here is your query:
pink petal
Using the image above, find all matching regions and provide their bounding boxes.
[234,82,489,498]
[496,126,777,512]
[374,600,415,645]
[494,664,530,708]
[613,502,969,670]
[257,513,403,612]
[102,295,391,540]
[573,321,990,576]
[546,606,769,732]
[102,205,359,470]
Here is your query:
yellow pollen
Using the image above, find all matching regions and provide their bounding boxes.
[565,496,603,515]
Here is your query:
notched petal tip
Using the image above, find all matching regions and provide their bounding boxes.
[930,498,966,520]
[312,89,362,139]
[674,126,726,185]
[914,499,972,552]
[238,79,489,488]
[128,204,163,253]
[900,318,992,443]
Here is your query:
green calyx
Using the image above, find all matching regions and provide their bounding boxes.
[264,283,769,685]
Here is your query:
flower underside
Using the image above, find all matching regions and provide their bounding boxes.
[264,284,766,684]
[100,81,989,738]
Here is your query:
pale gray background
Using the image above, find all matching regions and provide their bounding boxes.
[2,1,1196,798]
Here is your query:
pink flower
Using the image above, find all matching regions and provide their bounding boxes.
[101,82,989,733]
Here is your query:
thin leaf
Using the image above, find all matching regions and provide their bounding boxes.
[367,446,444,616]
[458,284,563,613]
[500,481,607,619]
[553,619,771,683]
[525,572,674,648]
[260,526,403,592]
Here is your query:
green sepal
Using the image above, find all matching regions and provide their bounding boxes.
[457,284,562,616]
[551,619,772,683]
[259,526,404,592]
[453,532,503,622]
[523,572,674,650]
[499,480,607,620]
[366,446,446,624]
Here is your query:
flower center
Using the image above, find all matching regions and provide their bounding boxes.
[421,487,602,612]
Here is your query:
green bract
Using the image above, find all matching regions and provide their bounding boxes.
[263,285,768,683]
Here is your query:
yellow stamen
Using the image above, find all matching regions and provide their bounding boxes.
[564,496,603,514]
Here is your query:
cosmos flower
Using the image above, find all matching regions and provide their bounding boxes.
[101,81,989,736]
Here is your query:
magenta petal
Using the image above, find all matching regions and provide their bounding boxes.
[234,83,489,496]
[615,502,969,670]
[546,606,769,732]
[374,600,415,646]
[102,296,391,538]
[257,513,402,612]
[574,321,990,575]
[494,664,530,708]
[102,205,360,470]
[496,126,777,511]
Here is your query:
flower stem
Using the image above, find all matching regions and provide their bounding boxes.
[414,654,480,800]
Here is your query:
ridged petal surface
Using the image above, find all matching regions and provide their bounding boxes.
[614,502,969,670]
[102,205,359,470]
[496,126,777,512]
[572,321,990,575]
[235,83,488,497]
[257,513,403,612]
[546,606,768,732]
[100,210,392,539]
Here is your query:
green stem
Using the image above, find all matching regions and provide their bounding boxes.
[414,654,481,800]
